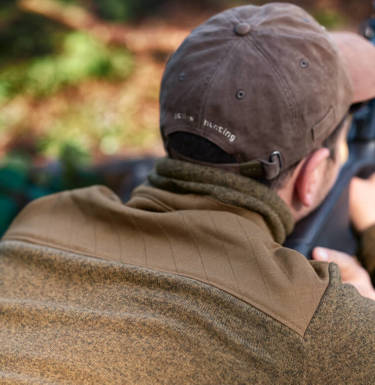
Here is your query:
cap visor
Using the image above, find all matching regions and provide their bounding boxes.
[330,32,375,103]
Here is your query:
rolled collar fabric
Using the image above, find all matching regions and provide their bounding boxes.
[148,157,294,244]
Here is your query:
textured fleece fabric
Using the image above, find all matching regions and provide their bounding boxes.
[0,159,375,384]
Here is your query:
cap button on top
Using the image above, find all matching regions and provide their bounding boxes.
[234,23,251,36]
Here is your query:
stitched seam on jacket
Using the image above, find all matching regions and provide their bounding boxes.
[2,235,308,337]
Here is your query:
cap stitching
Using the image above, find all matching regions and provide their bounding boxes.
[311,106,336,143]
[248,35,299,134]
[198,37,242,137]
[230,12,295,117]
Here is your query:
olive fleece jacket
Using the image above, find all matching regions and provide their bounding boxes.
[1,158,375,384]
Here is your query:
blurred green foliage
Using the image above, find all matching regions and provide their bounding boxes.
[93,0,142,21]
[69,0,228,21]
[0,10,66,62]
[0,0,140,192]
[313,8,347,29]
[0,31,133,100]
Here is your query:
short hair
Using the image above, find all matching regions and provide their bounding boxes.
[167,115,349,190]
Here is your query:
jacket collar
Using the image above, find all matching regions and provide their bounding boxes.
[147,158,295,244]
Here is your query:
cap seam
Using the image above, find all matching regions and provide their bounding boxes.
[230,12,299,126]
[246,32,299,142]
[198,37,242,138]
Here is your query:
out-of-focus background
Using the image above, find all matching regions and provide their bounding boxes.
[0,0,372,232]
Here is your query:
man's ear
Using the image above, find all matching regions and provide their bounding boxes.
[295,148,330,207]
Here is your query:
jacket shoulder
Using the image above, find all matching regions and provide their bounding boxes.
[305,262,375,382]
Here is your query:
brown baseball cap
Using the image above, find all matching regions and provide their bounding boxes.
[160,3,375,179]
